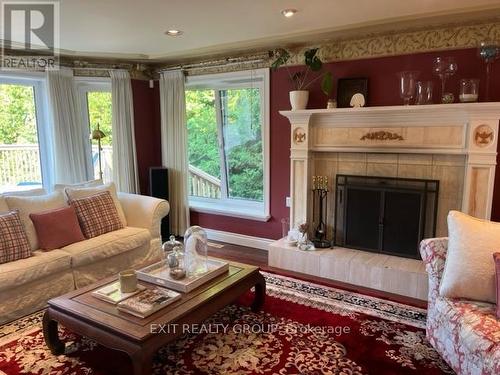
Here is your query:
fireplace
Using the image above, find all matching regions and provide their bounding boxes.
[269,104,500,300]
[333,175,439,259]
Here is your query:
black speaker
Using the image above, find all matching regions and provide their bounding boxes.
[149,167,170,241]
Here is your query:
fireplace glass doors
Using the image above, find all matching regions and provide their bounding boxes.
[334,175,439,259]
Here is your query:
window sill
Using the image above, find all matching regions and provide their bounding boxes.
[189,198,270,222]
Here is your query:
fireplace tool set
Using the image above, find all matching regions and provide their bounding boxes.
[312,176,331,248]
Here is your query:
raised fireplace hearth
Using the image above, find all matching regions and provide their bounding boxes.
[334,175,439,259]
[269,103,500,300]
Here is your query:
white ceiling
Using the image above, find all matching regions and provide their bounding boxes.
[40,0,500,61]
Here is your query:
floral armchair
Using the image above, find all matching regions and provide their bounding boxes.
[420,238,500,375]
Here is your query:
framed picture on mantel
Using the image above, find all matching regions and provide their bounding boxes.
[337,78,368,108]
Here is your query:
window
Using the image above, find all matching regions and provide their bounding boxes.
[186,69,270,221]
[77,79,113,183]
[0,74,50,192]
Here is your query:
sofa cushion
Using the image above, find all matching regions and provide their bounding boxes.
[5,191,68,251]
[30,206,85,250]
[0,211,32,264]
[434,296,500,355]
[61,226,150,268]
[65,182,127,227]
[440,210,499,303]
[0,249,72,292]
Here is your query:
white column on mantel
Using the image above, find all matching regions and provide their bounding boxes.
[280,103,500,224]
[288,112,314,227]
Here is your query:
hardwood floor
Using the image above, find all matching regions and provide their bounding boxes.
[208,241,427,309]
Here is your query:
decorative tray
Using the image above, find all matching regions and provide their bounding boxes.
[136,258,229,293]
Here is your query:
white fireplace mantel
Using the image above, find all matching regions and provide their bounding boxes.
[280,102,500,227]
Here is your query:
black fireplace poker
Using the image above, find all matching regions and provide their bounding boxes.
[312,176,331,248]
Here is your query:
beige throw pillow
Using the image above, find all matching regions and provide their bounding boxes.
[440,210,499,303]
[0,188,48,212]
[64,182,127,227]
[5,191,68,251]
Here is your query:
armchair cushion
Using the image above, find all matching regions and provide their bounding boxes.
[494,252,500,318]
[433,298,499,355]
[440,211,500,303]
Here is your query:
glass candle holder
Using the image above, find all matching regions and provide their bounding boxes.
[415,81,433,105]
[398,71,419,105]
[459,79,479,103]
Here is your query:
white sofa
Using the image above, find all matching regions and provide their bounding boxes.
[0,192,169,324]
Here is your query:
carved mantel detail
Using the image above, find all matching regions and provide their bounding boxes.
[360,131,404,141]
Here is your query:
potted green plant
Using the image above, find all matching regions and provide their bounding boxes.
[271,48,333,110]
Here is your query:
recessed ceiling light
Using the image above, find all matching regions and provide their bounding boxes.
[281,9,297,18]
[165,29,183,36]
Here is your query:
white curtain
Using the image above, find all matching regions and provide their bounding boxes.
[159,70,190,235]
[109,70,139,193]
[46,68,92,184]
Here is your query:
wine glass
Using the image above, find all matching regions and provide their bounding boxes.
[478,42,500,101]
[432,57,458,103]
[398,71,419,105]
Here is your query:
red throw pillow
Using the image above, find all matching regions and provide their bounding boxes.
[494,253,500,318]
[0,210,31,263]
[69,191,124,239]
[29,206,85,250]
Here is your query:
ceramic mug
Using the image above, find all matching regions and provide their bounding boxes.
[119,269,137,293]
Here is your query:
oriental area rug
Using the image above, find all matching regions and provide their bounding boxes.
[0,271,453,375]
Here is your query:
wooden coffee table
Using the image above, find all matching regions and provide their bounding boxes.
[42,260,265,375]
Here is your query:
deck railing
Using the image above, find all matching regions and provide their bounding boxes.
[0,144,113,189]
[188,165,221,198]
[0,144,42,187]
[0,144,221,198]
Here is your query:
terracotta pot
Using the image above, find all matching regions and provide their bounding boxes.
[289,90,309,110]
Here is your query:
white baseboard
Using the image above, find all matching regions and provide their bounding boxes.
[204,229,273,251]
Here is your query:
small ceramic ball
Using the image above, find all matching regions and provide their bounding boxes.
[169,268,186,280]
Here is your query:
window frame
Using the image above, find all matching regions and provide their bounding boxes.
[0,72,52,191]
[75,77,112,181]
[185,68,270,222]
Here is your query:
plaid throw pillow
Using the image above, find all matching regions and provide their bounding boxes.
[70,191,124,239]
[0,210,32,264]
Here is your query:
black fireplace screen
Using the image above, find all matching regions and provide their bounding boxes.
[334,175,439,259]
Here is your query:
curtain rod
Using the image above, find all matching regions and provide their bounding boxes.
[157,57,267,73]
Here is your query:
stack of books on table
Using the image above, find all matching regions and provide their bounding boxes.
[92,282,181,318]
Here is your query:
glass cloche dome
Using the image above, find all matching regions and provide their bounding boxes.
[183,226,208,276]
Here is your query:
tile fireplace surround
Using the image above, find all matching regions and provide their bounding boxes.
[269,103,500,300]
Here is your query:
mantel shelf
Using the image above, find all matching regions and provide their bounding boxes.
[280,102,500,126]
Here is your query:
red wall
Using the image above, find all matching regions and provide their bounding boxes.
[131,80,162,195]
[132,48,500,238]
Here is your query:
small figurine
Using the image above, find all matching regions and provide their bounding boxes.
[350,93,366,108]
